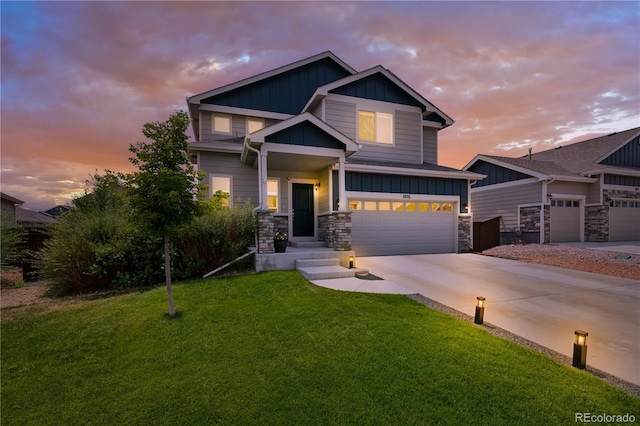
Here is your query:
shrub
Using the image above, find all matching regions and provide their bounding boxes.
[175,201,256,279]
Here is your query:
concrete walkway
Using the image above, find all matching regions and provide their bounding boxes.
[311,253,640,386]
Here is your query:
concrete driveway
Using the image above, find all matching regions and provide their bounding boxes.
[313,253,640,386]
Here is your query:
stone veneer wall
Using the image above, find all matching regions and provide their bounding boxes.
[332,212,352,251]
[519,206,541,233]
[273,215,288,235]
[318,214,335,248]
[318,212,352,250]
[543,205,550,243]
[457,215,472,253]
[255,210,274,254]
[585,205,608,242]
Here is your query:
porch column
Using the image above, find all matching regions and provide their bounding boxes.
[260,151,268,208]
[338,156,347,211]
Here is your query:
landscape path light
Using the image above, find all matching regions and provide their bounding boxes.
[474,296,485,325]
[572,330,588,369]
[348,255,355,269]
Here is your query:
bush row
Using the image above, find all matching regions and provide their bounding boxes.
[39,181,256,295]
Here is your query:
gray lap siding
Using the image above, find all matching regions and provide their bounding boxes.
[199,152,258,205]
[471,181,542,230]
[324,99,423,164]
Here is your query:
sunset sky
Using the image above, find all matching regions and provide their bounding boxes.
[2,1,639,211]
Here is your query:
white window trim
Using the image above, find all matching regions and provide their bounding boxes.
[212,113,232,135]
[209,174,233,207]
[266,177,280,212]
[358,110,394,145]
[247,117,265,135]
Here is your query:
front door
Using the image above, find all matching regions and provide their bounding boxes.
[292,183,314,237]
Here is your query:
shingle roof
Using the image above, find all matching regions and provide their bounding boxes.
[481,156,580,177]
[525,127,640,175]
[480,127,640,178]
[346,158,464,173]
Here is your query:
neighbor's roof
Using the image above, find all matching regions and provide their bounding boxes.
[465,127,640,179]
[525,127,640,175]
[16,207,57,225]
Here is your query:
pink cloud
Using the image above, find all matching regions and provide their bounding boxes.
[1,1,637,209]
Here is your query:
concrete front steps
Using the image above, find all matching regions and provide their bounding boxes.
[290,238,327,249]
[295,258,356,281]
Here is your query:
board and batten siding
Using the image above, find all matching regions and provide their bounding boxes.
[422,127,437,164]
[471,181,542,230]
[199,152,258,205]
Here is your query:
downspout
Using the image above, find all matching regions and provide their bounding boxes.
[244,137,263,250]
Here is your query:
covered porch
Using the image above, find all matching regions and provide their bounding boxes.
[242,113,360,256]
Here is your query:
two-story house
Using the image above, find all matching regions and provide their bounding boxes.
[187,52,484,270]
[464,127,640,245]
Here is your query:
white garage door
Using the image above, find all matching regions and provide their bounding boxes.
[550,199,581,242]
[350,199,456,256]
[609,200,640,241]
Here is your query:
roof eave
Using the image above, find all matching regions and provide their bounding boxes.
[343,163,485,180]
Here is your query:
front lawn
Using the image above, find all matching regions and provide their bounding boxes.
[2,271,637,425]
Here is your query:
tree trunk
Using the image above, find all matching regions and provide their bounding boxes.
[164,234,175,316]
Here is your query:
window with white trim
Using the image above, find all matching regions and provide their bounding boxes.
[247,117,265,134]
[267,179,279,212]
[212,113,231,134]
[358,110,393,144]
[210,176,231,207]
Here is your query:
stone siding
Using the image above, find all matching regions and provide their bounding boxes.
[543,205,550,243]
[273,215,288,235]
[256,210,275,254]
[585,205,608,242]
[457,215,472,253]
[332,212,352,251]
[318,212,352,250]
[519,206,541,233]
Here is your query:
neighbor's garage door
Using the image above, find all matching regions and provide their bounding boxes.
[350,199,455,256]
[550,199,581,242]
[609,200,640,241]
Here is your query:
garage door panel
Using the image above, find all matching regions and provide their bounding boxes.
[550,200,581,243]
[351,206,455,256]
[610,206,640,241]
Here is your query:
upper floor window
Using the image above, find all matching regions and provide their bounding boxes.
[212,113,231,134]
[358,110,393,144]
[247,117,265,134]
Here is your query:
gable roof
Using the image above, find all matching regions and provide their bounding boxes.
[244,112,360,157]
[302,66,454,127]
[526,127,640,175]
[187,51,356,108]
[464,127,640,180]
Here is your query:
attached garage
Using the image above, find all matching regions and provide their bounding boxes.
[350,198,456,256]
[609,201,640,241]
[550,199,582,242]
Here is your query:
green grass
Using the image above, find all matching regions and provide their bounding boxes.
[2,271,638,425]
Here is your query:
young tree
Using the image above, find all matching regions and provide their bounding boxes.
[127,110,200,316]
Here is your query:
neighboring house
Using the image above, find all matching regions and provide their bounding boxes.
[1,192,24,225]
[15,207,58,228]
[464,127,640,244]
[186,51,484,268]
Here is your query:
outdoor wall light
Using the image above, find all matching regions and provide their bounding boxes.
[349,255,355,269]
[572,330,589,369]
[315,182,321,191]
[474,296,485,324]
